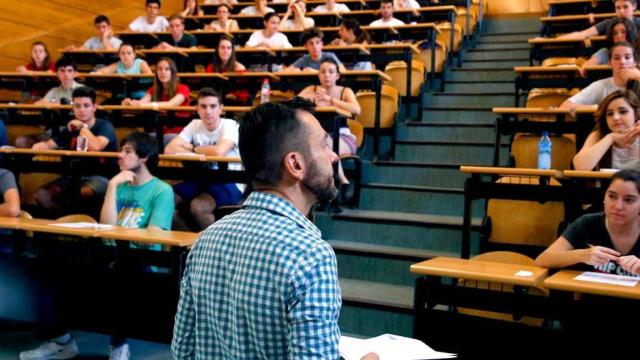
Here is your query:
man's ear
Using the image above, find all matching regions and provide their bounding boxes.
[282,151,306,181]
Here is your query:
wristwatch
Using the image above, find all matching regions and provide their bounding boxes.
[81,124,89,129]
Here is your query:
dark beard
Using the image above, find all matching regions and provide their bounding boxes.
[303,158,338,202]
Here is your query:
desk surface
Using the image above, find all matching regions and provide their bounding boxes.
[460,165,561,178]
[562,169,614,179]
[0,216,199,247]
[492,107,597,114]
[544,270,640,300]
[410,257,549,288]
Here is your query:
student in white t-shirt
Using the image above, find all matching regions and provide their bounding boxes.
[313,0,351,13]
[370,0,405,27]
[165,87,243,230]
[240,0,275,15]
[280,0,315,30]
[245,12,293,49]
[129,0,169,32]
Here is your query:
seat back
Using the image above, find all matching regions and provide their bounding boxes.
[7,125,45,147]
[56,214,97,223]
[384,60,425,97]
[347,119,364,149]
[115,127,144,145]
[436,22,463,52]
[415,40,447,74]
[19,173,60,205]
[511,133,576,170]
[354,85,399,129]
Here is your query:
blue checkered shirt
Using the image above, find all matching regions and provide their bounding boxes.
[172,191,342,359]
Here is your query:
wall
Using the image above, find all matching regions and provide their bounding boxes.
[0,0,182,70]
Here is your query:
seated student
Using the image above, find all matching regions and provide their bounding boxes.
[285,27,346,71]
[129,0,169,32]
[0,168,20,218]
[240,0,275,15]
[245,12,293,49]
[313,0,351,13]
[94,43,153,100]
[394,0,419,9]
[573,90,640,170]
[582,18,637,71]
[31,86,117,216]
[561,41,640,111]
[557,0,640,40]
[16,41,55,73]
[156,14,198,50]
[181,0,204,17]
[66,15,122,51]
[331,18,373,70]
[299,58,360,184]
[207,34,250,103]
[34,57,82,105]
[122,57,191,141]
[165,88,242,230]
[280,0,315,30]
[536,169,640,276]
[370,0,405,27]
[205,4,239,31]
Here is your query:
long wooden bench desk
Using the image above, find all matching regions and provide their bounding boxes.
[527,35,607,65]
[410,256,550,356]
[202,0,373,15]
[547,0,614,16]
[539,11,640,36]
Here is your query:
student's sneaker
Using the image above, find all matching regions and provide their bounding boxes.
[109,344,130,360]
[19,339,79,360]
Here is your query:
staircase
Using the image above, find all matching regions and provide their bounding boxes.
[314,16,541,337]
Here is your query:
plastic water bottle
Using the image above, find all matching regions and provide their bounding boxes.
[538,131,552,170]
[260,78,270,104]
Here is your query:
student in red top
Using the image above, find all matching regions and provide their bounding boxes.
[122,57,190,141]
[206,34,249,104]
[16,41,55,73]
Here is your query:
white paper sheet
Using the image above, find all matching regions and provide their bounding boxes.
[574,271,639,287]
[49,222,114,230]
[339,334,457,360]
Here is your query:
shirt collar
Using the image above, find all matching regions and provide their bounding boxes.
[243,191,320,237]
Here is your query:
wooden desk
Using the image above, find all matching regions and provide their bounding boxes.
[527,35,607,65]
[544,270,640,300]
[59,49,119,72]
[0,71,59,93]
[411,256,550,356]
[201,0,372,15]
[547,0,614,16]
[540,11,640,36]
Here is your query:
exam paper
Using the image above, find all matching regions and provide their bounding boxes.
[339,334,456,360]
[574,271,639,287]
[50,222,114,230]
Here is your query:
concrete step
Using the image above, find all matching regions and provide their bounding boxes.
[461,59,528,69]
[479,32,538,42]
[473,42,530,50]
[315,209,481,255]
[483,18,542,34]
[394,140,508,164]
[361,160,468,187]
[397,121,495,142]
[444,81,515,94]
[422,108,497,124]
[339,279,414,337]
[464,48,530,61]
[358,183,486,216]
[446,68,516,82]
[423,93,515,108]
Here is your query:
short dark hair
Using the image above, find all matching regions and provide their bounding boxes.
[301,27,323,44]
[263,12,279,23]
[616,0,638,6]
[612,169,640,193]
[217,3,232,12]
[609,40,638,61]
[72,86,97,104]
[168,13,184,23]
[239,97,315,187]
[197,87,223,104]
[54,56,76,71]
[120,132,160,170]
[146,0,161,7]
[94,14,110,25]
[380,0,393,4]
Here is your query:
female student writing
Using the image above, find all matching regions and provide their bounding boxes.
[572,90,640,170]
[535,169,640,276]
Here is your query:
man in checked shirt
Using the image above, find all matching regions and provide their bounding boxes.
[172,97,377,359]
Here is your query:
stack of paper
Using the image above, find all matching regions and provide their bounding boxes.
[339,334,456,360]
[574,271,639,287]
